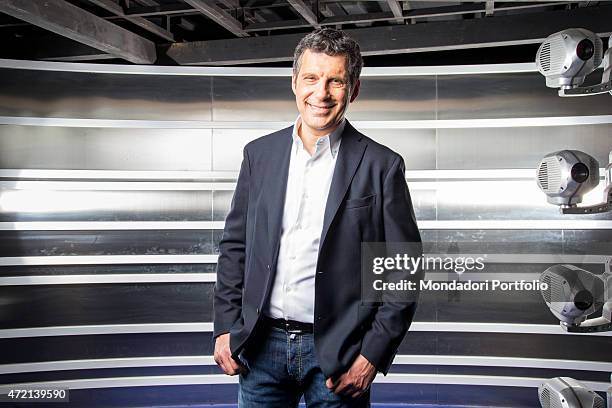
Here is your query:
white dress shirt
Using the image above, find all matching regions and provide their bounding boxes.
[265,117,345,323]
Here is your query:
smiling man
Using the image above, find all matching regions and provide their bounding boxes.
[214,28,423,407]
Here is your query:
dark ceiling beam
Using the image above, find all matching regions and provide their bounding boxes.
[216,0,239,9]
[244,2,569,32]
[0,0,156,64]
[181,0,248,37]
[87,0,174,41]
[287,0,320,28]
[167,4,612,65]
[124,4,195,17]
[131,0,159,6]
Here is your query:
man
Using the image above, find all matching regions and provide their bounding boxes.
[214,28,422,407]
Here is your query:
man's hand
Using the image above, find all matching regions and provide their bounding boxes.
[214,333,247,375]
[325,354,377,398]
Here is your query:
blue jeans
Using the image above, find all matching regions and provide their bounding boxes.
[238,326,371,408]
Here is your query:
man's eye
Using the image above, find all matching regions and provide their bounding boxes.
[332,79,345,86]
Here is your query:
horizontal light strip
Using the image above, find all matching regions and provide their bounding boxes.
[0,272,541,286]
[1,322,610,340]
[3,168,607,182]
[2,116,611,129]
[418,220,612,230]
[2,355,610,375]
[0,221,225,231]
[0,169,240,180]
[1,179,598,191]
[0,373,608,393]
[0,181,237,190]
[0,58,537,76]
[0,253,606,267]
[0,273,217,286]
[391,355,612,372]
[411,322,612,336]
[0,255,218,266]
[3,220,612,231]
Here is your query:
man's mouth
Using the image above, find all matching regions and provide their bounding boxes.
[307,102,334,112]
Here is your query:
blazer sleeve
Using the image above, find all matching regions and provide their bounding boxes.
[359,154,423,375]
[213,147,251,339]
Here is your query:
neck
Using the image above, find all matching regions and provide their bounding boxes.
[297,119,342,155]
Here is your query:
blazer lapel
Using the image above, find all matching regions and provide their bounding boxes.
[264,126,293,264]
[319,121,368,252]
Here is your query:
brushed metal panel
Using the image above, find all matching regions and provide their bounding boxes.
[0,191,213,222]
[437,124,612,170]
[213,188,435,221]
[372,383,539,407]
[562,230,612,255]
[0,126,213,171]
[0,230,215,257]
[346,76,436,121]
[437,72,612,119]
[362,129,436,170]
[211,129,278,171]
[213,191,233,221]
[416,289,556,325]
[2,332,610,366]
[212,77,295,122]
[404,332,612,362]
[0,333,215,364]
[0,283,214,329]
[0,264,217,278]
[0,69,212,120]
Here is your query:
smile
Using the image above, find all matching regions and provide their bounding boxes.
[307,102,335,111]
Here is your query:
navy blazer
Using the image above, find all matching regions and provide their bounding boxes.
[214,120,423,378]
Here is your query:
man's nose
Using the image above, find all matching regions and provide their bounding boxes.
[313,81,330,99]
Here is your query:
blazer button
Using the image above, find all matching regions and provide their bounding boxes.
[267,264,271,270]
[256,307,260,314]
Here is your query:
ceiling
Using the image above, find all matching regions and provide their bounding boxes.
[1,0,611,67]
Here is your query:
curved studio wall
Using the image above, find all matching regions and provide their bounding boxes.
[0,59,611,407]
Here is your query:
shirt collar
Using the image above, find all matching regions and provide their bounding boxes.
[291,116,345,159]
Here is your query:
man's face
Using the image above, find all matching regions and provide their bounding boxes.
[292,49,360,137]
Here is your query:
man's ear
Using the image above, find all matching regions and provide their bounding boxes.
[291,75,297,96]
[349,79,360,103]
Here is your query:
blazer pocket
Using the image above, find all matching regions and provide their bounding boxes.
[345,194,376,209]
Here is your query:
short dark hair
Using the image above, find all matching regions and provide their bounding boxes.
[293,28,363,89]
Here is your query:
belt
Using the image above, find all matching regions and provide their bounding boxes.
[262,315,314,334]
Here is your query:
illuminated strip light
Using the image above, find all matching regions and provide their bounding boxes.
[405,168,607,180]
[418,220,612,230]
[2,116,612,129]
[0,253,606,267]
[0,169,239,180]
[1,168,606,181]
[1,355,610,375]
[0,273,217,286]
[0,255,218,266]
[0,181,237,190]
[0,272,542,286]
[0,322,609,340]
[2,220,612,231]
[0,373,608,392]
[0,221,225,231]
[0,58,536,76]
